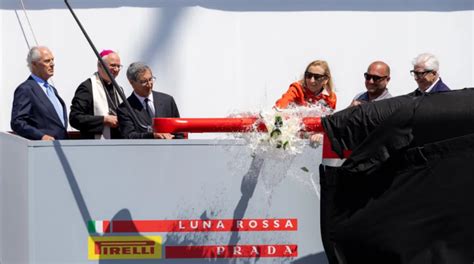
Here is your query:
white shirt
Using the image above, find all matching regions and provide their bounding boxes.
[423,77,440,93]
[133,92,155,116]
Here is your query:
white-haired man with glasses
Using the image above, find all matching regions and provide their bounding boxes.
[350,61,392,107]
[408,53,450,96]
[117,62,182,139]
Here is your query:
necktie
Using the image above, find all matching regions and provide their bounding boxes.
[144,98,154,118]
[44,83,65,126]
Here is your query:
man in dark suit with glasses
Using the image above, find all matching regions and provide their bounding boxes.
[408,53,450,96]
[117,62,182,139]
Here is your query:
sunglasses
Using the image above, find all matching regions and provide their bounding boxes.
[410,70,433,78]
[364,73,388,82]
[305,72,327,81]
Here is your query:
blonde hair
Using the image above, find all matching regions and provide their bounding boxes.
[302,60,334,95]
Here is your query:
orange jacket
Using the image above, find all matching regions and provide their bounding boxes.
[275,82,337,109]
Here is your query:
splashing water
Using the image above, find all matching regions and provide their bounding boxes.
[227,103,333,199]
[230,103,333,156]
[162,104,331,262]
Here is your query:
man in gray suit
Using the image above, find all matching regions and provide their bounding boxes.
[117,62,181,139]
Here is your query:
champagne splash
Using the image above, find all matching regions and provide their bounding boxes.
[226,103,332,199]
[230,103,333,156]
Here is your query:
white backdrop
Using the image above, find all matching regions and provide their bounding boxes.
[1,0,473,138]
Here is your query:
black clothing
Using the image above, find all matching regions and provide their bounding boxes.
[320,88,474,263]
[406,78,451,97]
[322,94,415,159]
[70,78,122,139]
[117,91,182,139]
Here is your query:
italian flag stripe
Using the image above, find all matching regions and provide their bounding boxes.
[88,219,297,233]
[88,220,105,233]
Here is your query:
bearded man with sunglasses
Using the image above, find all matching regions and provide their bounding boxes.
[408,53,450,96]
[350,61,392,107]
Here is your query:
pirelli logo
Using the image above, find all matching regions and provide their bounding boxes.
[88,218,298,259]
[88,236,162,260]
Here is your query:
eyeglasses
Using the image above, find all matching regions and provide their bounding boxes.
[304,72,327,81]
[410,70,433,78]
[138,76,156,85]
[108,64,123,70]
[364,73,388,82]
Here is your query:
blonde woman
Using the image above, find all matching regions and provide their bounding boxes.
[275,60,336,145]
[275,60,337,110]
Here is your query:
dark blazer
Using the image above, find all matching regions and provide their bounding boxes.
[117,91,181,139]
[10,76,68,140]
[408,78,451,96]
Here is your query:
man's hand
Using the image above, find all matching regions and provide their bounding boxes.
[153,133,174,139]
[349,100,362,107]
[104,115,119,128]
[41,134,55,141]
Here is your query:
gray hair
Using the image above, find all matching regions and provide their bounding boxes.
[26,46,46,71]
[412,53,440,72]
[126,62,151,82]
